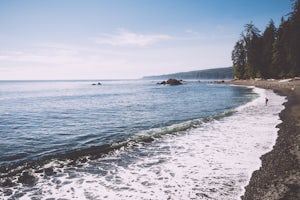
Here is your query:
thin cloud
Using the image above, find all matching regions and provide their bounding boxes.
[93,29,172,46]
[183,27,236,41]
[0,50,81,65]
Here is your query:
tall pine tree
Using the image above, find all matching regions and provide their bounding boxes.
[242,23,262,79]
[289,0,300,76]
[272,17,289,78]
[232,39,246,79]
[262,20,276,78]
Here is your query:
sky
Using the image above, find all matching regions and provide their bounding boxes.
[0,0,293,80]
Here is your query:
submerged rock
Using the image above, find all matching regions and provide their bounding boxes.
[44,167,56,176]
[3,188,13,196]
[79,157,88,163]
[92,82,102,86]
[158,81,167,85]
[17,171,37,186]
[0,178,15,188]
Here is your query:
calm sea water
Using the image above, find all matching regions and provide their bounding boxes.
[0,80,285,199]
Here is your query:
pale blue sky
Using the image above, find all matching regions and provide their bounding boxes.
[0,0,292,80]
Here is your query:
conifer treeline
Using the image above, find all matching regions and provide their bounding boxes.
[232,0,300,79]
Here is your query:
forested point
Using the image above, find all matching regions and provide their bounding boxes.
[232,0,300,79]
[143,67,233,80]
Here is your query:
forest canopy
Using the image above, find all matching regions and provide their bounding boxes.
[232,0,300,79]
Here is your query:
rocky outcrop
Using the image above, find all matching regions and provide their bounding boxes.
[158,78,183,85]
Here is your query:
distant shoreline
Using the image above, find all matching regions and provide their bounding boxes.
[225,79,300,199]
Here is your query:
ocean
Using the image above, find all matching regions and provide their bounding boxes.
[0,80,285,199]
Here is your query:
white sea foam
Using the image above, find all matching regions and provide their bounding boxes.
[3,87,286,200]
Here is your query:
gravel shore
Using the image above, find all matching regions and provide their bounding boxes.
[225,79,300,200]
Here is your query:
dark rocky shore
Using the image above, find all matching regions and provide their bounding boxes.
[226,79,300,200]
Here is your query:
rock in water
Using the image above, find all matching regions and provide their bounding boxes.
[166,79,182,85]
[44,167,56,176]
[0,178,15,187]
[17,171,37,186]
[158,78,182,85]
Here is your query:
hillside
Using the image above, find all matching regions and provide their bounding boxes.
[143,67,233,80]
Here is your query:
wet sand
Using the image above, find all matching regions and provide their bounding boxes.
[225,79,300,199]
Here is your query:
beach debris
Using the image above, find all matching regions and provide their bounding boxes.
[279,79,292,83]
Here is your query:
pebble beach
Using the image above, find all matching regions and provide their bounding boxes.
[226,79,300,200]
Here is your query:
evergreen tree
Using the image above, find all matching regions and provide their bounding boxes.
[272,17,289,78]
[242,23,262,79]
[262,20,276,78]
[288,0,300,76]
[232,39,246,79]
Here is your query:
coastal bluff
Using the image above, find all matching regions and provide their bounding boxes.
[225,79,300,200]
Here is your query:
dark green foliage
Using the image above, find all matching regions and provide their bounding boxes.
[272,17,290,78]
[243,23,263,78]
[232,40,246,79]
[232,0,300,79]
[289,0,300,76]
[262,20,276,78]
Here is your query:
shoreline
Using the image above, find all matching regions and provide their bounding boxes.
[225,79,300,199]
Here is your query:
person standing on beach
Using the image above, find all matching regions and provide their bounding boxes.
[265,97,269,105]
